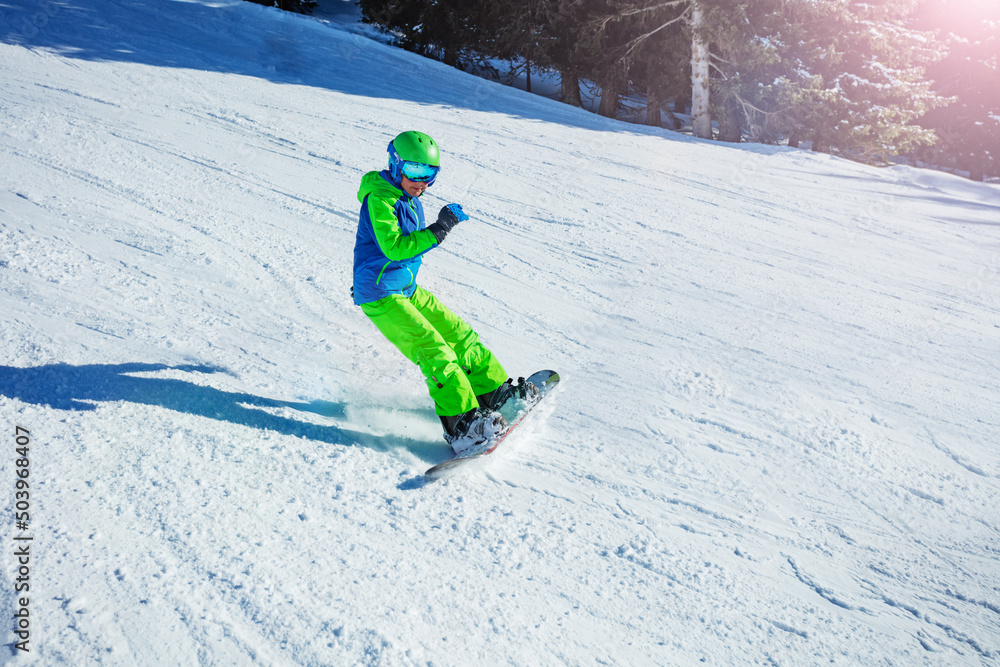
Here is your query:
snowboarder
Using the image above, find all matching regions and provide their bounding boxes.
[352,131,535,452]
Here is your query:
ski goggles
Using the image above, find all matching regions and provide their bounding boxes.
[400,161,440,183]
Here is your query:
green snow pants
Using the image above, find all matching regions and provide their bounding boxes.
[360,286,507,417]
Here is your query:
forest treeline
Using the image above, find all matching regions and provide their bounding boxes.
[251,0,999,181]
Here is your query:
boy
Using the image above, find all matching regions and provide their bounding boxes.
[352,131,535,452]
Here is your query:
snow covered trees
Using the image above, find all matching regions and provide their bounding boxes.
[774,0,947,162]
[354,0,991,176]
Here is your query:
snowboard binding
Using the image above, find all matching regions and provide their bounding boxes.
[478,377,540,412]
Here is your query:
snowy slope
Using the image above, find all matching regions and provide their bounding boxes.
[2,0,1000,664]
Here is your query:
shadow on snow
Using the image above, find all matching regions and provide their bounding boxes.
[0,362,445,458]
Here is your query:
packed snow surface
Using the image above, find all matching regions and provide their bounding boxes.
[2,0,999,664]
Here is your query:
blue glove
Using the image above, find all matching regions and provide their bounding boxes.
[428,204,469,243]
[444,204,469,222]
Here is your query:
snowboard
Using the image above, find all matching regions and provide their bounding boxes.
[424,370,560,478]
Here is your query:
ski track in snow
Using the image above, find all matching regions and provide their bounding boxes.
[2,0,1000,664]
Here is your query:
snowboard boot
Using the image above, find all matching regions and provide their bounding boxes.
[477,377,540,412]
[440,408,509,454]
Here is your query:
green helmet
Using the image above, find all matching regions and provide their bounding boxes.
[388,131,440,184]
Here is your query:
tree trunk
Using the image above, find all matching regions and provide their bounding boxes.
[788,129,801,148]
[560,69,583,107]
[646,86,662,127]
[675,92,691,115]
[598,82,619,118]
[718,94,742,143]
[690,0,712,139]
[525,59,532,94]
[665,105,682,130]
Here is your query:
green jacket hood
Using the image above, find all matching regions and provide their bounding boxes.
[358,170,402,204]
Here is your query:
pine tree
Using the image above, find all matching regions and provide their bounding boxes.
[585,0,700,126]
[774,0,948,162]
[702,0,785,143]
[628,28,689,127]
[540,0,615,109]
[356,0,484,69]
[473,0,554,93]
[546,0,590,106]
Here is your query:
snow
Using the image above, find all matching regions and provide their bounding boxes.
[2,0,1000,664]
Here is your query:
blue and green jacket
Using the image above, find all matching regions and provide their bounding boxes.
[353,170,439,305]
